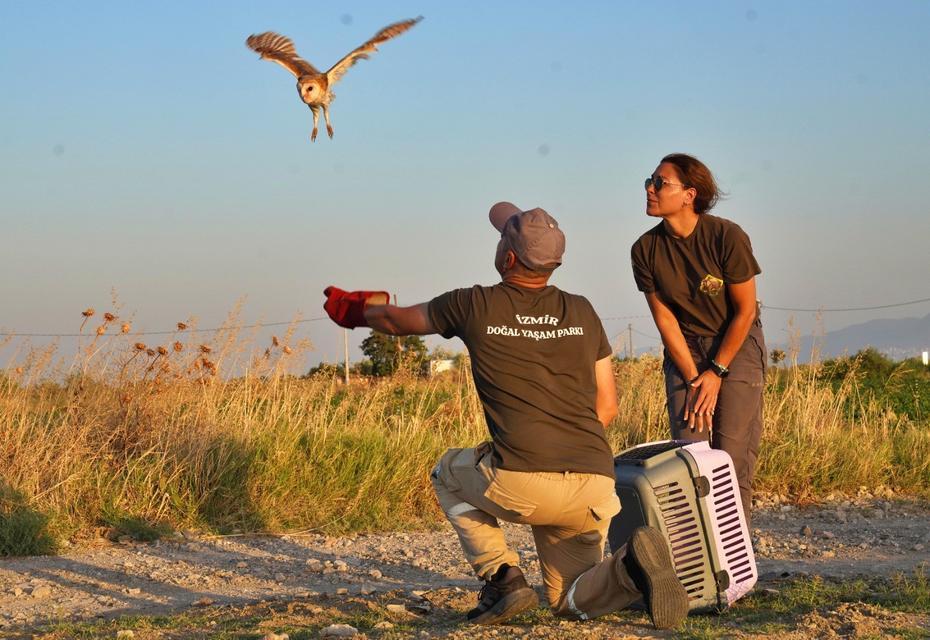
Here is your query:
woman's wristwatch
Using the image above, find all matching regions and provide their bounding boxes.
[709,358,730,378]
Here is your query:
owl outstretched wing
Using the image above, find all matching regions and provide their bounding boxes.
[325,17,422,86]
[246,32,320,77]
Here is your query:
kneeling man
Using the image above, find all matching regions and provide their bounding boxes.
[322,202,688,628]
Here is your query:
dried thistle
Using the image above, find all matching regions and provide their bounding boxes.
[173,341,184,352]
[79,307,96,331]
[202,359,216,371]
[157,346,168,356]
[272,336,280,347]
[199,345,212,354]
[104,312,116,322]
[146,349,156,357]
[121,323,131,334]
[177,322,188,331]
[96,325,107,336]
[282,346,293,355]
[134,342,147,351]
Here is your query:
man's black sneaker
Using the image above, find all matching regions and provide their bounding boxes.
[466,564,539,625]
[622,526,689,629]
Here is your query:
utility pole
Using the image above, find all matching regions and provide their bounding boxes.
[627,323,634,360]
[343,328,350,385]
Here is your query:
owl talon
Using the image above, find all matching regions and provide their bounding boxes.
[311,128,318,142]
[327,125,334,139]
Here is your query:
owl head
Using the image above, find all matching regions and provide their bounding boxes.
[297,77,324,104]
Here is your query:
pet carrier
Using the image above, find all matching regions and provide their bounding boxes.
[607,440,756,612]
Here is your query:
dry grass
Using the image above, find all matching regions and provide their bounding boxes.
[1,310,929,554]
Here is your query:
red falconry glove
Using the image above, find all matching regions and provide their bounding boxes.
[323,286,390,329]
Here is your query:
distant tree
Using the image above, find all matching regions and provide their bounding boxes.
[429,346,457,361]
[360,332,396,376]
[360,331,427,376]
[401,336,429,376]
[452,351,469,369]
[769,349,786,367]
[351,359,374,376]
[305,361,342,378]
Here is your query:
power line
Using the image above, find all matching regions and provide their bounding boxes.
[0,317,329,338]
[4,292,929,339]
[610,327,661,345]
[631,327,660,341]
[761,296,930,313]
[609,330,627,345]
[5,315,656,339]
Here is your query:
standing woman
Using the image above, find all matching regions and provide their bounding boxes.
[630,153,766,520]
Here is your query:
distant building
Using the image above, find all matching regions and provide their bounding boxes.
[429,358,456,377]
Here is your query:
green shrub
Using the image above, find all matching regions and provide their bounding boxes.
[0,484,58,556]
[101,512,173,542]
[821,348,930,421]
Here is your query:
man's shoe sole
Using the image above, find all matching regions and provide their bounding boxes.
[629,527,689,629]
[467,587,539,625]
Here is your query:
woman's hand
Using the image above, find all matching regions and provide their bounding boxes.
[685,371,722,433]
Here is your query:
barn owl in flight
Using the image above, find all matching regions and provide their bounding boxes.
[246,17,422,141]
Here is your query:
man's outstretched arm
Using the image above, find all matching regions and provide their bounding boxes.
[364,302,436,336]
[322,287,436,335]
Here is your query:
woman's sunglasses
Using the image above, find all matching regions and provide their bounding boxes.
[644,176,688,192]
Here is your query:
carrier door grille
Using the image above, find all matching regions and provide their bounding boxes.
[711,464,754,584]
[656,481,708,600]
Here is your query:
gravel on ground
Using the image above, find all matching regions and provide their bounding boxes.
[1,494,928,637]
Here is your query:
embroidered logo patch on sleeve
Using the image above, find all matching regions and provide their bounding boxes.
[699,274,724,297]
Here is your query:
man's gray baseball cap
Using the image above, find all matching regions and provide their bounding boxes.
[488,202,565,270]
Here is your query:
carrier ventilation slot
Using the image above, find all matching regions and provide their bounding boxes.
[710,468,755,584]
[615,441,683,461]
[655,481,709,600]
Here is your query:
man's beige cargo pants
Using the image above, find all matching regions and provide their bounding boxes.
[431,444,643,619]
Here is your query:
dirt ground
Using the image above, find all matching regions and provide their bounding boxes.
[1,495,929,638]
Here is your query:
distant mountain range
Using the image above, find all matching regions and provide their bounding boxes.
[779,313,930,362]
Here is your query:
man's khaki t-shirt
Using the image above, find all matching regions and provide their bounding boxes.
[630,214,761,338]
[428,283,614,478]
